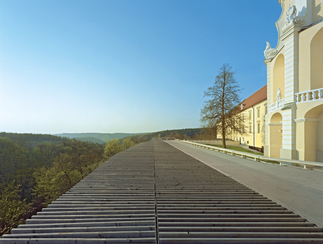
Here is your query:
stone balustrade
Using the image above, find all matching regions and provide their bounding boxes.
[268,98,285,113]
[295,88,323,103]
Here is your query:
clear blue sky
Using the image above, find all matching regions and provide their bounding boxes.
[0,0,281,134]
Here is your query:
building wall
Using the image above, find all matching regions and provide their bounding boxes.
[221,1,323,160]
[264,0,323,162]
[313,0,323,23]
[316,111,323,162]
[230,100,267,149]
[299,21,323,92]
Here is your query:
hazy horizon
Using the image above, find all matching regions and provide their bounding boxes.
[2,127,201,135]
[0,1,280,134]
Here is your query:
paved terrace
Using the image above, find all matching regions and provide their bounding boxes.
[1,138,323,243]
[168,140,323,228]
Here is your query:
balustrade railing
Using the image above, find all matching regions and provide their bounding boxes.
[268,98,285,113]
[295,88,323,103]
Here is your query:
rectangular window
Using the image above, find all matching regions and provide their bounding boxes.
[257,123,260,133]
[249,111,251,120]
[265,106,267,114]
[257,108,260,118]
[249,125,252,133]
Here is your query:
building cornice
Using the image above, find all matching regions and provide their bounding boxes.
[294,118,320,123]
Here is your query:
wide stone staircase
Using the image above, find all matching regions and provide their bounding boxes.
[1,139,323,243]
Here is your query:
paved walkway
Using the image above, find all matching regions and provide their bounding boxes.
[2,139,323,243]
[167,140,323,227]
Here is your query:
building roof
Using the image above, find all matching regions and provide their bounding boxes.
[239,85,267,112]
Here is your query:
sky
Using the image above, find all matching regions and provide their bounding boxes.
[0,0,282,134]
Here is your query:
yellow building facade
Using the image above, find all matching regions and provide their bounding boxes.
[230,86,267,151]
[264,0,323,162]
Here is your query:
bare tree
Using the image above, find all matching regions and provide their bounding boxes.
[201,64,243,148]
[202,121,217,140]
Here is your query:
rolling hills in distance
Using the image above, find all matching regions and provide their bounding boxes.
[54,133,140,144]
[0,128,204,145]
[54,128,204,144]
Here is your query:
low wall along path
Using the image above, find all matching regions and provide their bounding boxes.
[1,139,323,243]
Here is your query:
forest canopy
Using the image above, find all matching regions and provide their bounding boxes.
[0,133,106,236]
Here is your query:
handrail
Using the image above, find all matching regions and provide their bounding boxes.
[182,140,323,169]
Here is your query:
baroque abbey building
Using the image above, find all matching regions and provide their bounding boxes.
[264,0,323,162]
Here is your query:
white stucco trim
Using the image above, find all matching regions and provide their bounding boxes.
[294,118,320,123]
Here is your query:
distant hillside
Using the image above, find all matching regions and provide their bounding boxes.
[72,137,106,144]
[54,128,210,145]
[0,132,69,148]
[54,133,138,144]
[127,128,205,143]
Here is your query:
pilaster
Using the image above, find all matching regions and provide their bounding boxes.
[279,26,300,159]
[264,59,271,153]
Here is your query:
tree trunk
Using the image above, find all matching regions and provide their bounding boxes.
[222,125,226,148]
[221,76,227,149]
[221,110,226,148]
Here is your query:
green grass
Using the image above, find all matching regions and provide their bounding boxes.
[205,144,264,156]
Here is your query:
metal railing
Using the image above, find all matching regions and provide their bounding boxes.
[182,140,323,170]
